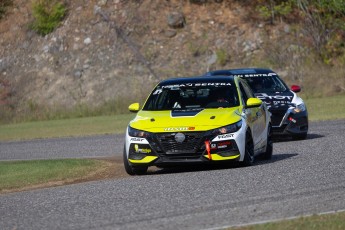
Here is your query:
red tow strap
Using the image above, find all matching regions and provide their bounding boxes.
[205,140,212,160]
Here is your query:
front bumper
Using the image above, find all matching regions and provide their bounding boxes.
[126,129,245,167]
[271,109,308,136]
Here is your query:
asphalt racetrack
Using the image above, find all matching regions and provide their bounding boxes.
[0,120,344,229]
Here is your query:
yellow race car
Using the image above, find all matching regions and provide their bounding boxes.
[124,75,272,175]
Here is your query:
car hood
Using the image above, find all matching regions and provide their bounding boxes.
[254,91,295,110]
[129,107,242,132]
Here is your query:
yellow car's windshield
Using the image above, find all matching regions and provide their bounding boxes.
[143,82,240,111]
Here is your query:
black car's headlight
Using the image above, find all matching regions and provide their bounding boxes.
[294,103,306,113]
[128,126,150,138]
[208,120,242,136]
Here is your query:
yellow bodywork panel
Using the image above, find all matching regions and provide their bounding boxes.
[203,154,240,161]
[129,107,242,132]
[129,156,158,164]
[128,103,140,112]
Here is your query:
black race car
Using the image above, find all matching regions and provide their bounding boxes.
[205,68,308,140]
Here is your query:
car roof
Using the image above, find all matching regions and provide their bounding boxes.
[206,68,277,76]
[158,75,236,86]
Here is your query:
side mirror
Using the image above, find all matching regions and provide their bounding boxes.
[291,85,301,93]
[128,103,140,113]
[246,98,262,108]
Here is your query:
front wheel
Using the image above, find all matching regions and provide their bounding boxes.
[123,146,148,175]
[241,131,255,167]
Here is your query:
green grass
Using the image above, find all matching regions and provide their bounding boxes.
[0,159,106,192]
[304,94,345,121]
[0,114,135,141]
[230,211,345,230]
[0,95,344,142]
[31,0,67,35]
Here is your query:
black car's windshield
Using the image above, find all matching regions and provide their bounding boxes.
[143,82,240,111]
[244,76,287,93]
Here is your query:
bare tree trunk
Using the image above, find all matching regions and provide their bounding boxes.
[296,0,331,55]
[96,9,159,81]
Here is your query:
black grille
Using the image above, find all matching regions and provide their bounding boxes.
[155,132,205,154]
[270,109,287,126]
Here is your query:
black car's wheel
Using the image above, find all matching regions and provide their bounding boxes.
[123,146,148,175]
[241,131,255,167]
[261,124,273,160]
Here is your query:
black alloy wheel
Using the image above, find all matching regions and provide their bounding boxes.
[241,131,255,166]
[123,146,148,175]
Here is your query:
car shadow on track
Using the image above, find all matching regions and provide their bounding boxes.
[273,133,324,143]
[145,153,299,175]
[256,153,298,165]
[146,162,243,175]
[306,133,325,140]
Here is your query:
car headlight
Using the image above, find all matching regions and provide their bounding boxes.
[209,120,242,136]
[294,103,306,113]
[128,126,150,138]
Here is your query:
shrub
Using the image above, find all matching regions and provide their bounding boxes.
[256,0,293,24]
[216,49,228,66]
[295,0,345,62]
[189,0,223,4]
[0,0,12,19]
[31,0,67,35]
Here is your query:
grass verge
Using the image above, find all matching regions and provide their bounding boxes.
[0,158,127,194]
[230,211,345,230]
[0,114,135,141]
[305,94,345,121]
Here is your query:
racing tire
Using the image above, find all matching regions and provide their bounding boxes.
[123,146,148,175]
[241,131,255,167]
[261,124,273,160]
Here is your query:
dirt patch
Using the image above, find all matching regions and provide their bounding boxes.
[84,156,130,180]
[0,156,130,195]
